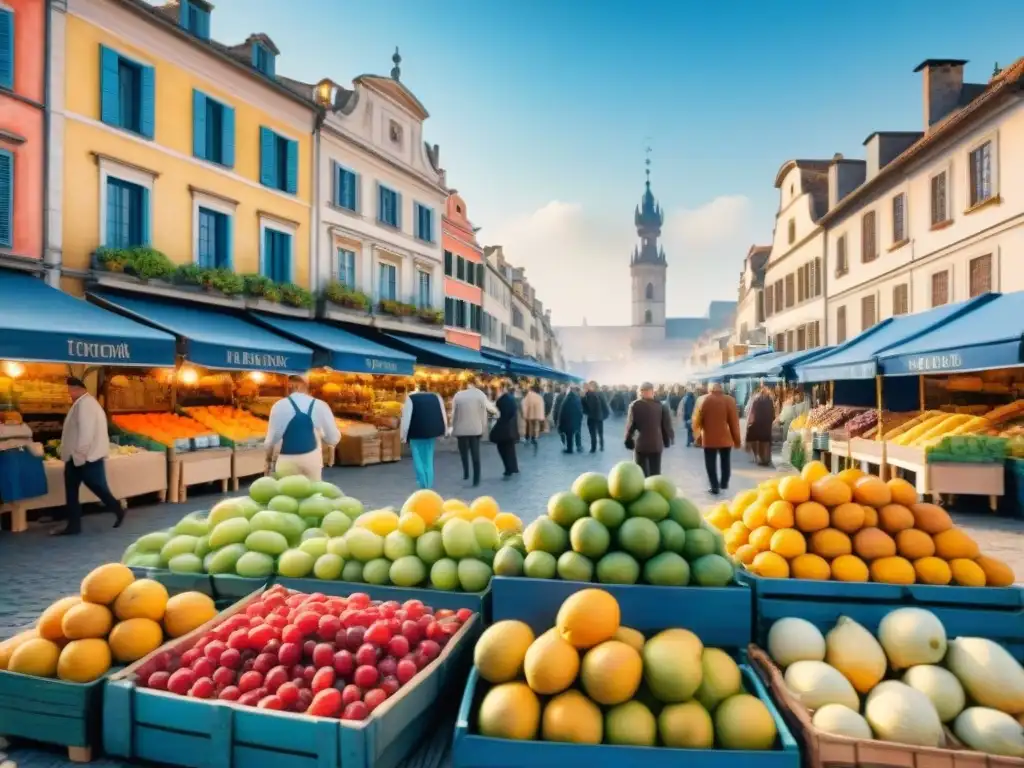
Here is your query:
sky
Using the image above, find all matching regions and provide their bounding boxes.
[205,0,1024,326]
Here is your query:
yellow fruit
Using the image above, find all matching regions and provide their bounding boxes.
[758,486,782,506]
[113,579,169,622]
[862,505,879,528]
[836,468,866,487]
[397,512,426,538]
[580,640,643,705]
[809,528,852,559]
[658,700,715,748]
[730,491,759,519]
[494,512,523,533]
[478,682,541,740]
[811,477,853,507]
[766,500,795,529]
[474,620,535,684]
[742,503,768,530]
[975,555,1015,587]
[831,503,866,534]
[910,502,953,534]
[694,647,743,711]
[524,629,580,694]
[949,558,986,587]
[896,529,935,560]
[706,504,733,530]
[878,504,915,535]
[853,527,897,560]
[442,498,469,514]
[402,489,444,525]
[542,689,603,744]
[831,554,869,582]
[801,461,830,484]
[80,563,135,605]
[749,525,775,551]
[791,553,831,580]
[870,556,916,585]
[356,509,399,536]
[913,557,952,585]
[556,588,620,648]
[778,476,811,504]
[9,637,61,677]
[613,626,646,653]
[726,521,751,546]
[749,551,790,579]
[933,529,980,560]
[107,618,163,663]
[37,596,82,641]
[163,592,217,638]
[795,501,830,533]
[715,694,778,750]
[62,602,113,640]
[852,476,892,508]
[770,528,806,559]
[825,616,887,694]
[887,477,919,507]
[0,629,38,670]
[470,496,500,520]
[733,544,758,565]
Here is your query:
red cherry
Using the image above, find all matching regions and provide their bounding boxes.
[245,602,267,618]
[212,666,236,687]
[402,599,424,617]
[312,643,335,669]
[147,671,170,690]
[277,642,301,667]
[290,664,306,680]
[311,667,335,693]
[253,652,277,675]
[354,665,378,689]
[204,640,226,663]
[345,626,366,650]
[258,695,284,710]
[227,628,250,650]
[189,677,215,698]
[237,690,262,707]
[191,657,214,679]
[219,648,242,669]
[342,701,369,721]
[341,684,362,706]
[266,613,288,630]
[303,665,316,682]
[167,668,196,695]
[349,593,371,608]
[425,622,444,642]
[387,636,410,658]
[456,608,473,623]
[294,611,320,635]
[400,621,422,645]
[396,659,418,684]
[181,648,201,667]
[363,688,387,713]
[219,685,241,701]
[416,615,433,631]
[297,688,314,709]
[377,657,398,679]
[333,650,354,677]
[277,682,300,708]
[263,638,281,655]
[380,676,400,696]
[364,621,391,646]
[238,670,263,693]
[434,609,455,620]
[248,624,278,649]
[307,688,343,718]
[318,614,341,640]
[265,665,290,692]
[195,635,212,651]
[355,643,378,667]
[419,640,441,661]
[281,624,303,644]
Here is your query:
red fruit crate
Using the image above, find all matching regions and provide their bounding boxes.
[102,584,481,768]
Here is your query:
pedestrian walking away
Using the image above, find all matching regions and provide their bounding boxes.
[692,381,741,495]
[745,385,776,467]
[624,381,674,477]
[53,377,125,535]
[264,376,341,482]
[558,385,584,454]
[680,387,697,447]
[582,380,609,452]
[521,384,546,448]
[490,382,520,478]
[451,377,498,486]
[400,381,448,489]
[551,385,568,448]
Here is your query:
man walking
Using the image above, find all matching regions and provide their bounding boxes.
[265,375,340,481]
[692,381,742,495]
[54,377,124,536]
[624,382,674,477]
[399,381,448,489]
[582,380,609,452]
[451,377,497,487]
[491,382,520,478]
[558,385,584,454]
[680,387,697,447]
[552,385,567,448]
[521,384,546,447]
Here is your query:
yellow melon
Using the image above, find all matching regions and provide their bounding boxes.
[8,637,61,677]
[810,477,852,507]
[37,596,82,641]
[556,589,620,649]
[852,476,892,508]
[910,503,954,535]
[0,629,38,670]
[869,556,916,585]
[795,502,830,533]
[887,477,919,507]
[162,592,217,638]
[913,557,952,585]
[770,529,807,559]
[733,544,758,565]
[830,503,865,534]
[975,556,1015,587]
[108,618,164,663]
[801,461,830,484]
[831,555,869,582]
[791,554,831,580]
[766,500,795,529]
[836,468,866,488]
[878,504,915,535]
[62,602,114,640]
[949,558,986,587]
[57,638,112,683]
[809,528,852,559]
[895,529,935,560]
[933,529,980,560]
[853,528,897,560]
[749,551,790,579]
[80,563,135,605]
[778,476,811,504]
[113,579,169,622]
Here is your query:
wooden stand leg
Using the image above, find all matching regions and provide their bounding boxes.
[220,478,228,493]
[990,494,998,512]
[168,462,181,504]
[157,490,167,503]
[67,745,92,763]
[232,477,240,492]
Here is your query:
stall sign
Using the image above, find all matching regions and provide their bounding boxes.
[225,350,291,370]
[365,357,400,374]
[66,340,132,361]
[906,353,965,373]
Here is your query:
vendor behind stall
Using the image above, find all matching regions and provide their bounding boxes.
[265,376,340,481]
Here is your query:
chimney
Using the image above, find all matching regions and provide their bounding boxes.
[862,132,923,180]
[828,156,866,209]
[914,59,967,129]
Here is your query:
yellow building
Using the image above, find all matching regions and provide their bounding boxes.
[55,0,317,291]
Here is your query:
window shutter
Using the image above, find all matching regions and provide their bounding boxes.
[139,64,155,139]
[140,186,151,245]
[192,90,207,159]
[99,46,121,127]
[376,183,383,221]
[351,172,360,212]
[476,263,485,287]
[178,1,190,27]
[266,53,276,79]
[330,161,339,205]
[0,10,13,91]
[221,104,235,168]
[283,233,293,282]
[0,150,11,247]
[285,139,298,194]
[262,227,273,277]
[259,127,276,187]
[196,9,210,40]
[395,192,402,229]
[222,215,233,270]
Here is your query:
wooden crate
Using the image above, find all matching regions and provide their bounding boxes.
[337,434,381,467]
[169,447,233,503]
[379,429,401,463]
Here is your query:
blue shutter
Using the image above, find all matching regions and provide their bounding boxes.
[221,104,235,168]
[330,161,338,205]
[259,127,276,188]
[395,192,403,230]
[0,150,11,247]
[0,10,13,91]
[282,233,292,282]
[250,44,258,68]
[178,0,189,27]
[262,227,273,278]
[140,186,151,245]
[221,214,233,270]
[192,90,207,159]
[99,46,121,127]
[285,139,298,195]
[266,53,276,79]
[139,64,155,139]
[196,9,210,40]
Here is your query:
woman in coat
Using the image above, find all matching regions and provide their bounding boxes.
[558,386,584,454]
[490,383,520,478]
[521,384,546,446]
[745,386,776,467]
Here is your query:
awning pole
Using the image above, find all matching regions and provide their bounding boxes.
[919,375,925,411]
[875,375,883,442]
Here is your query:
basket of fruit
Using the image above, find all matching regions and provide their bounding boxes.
[103,583,481,768]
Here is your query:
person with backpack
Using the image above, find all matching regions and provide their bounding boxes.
[265,375,341,481]
[400,380,449,489]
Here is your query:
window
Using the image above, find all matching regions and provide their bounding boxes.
[333,164,358,212]
[764,285,774,317]
[861,294,877,331]
[251,43,275,77]
[861,211,877,262]
[756,291,765,323]
[0,8,13,91]
[475,263,485,288]
[813,257,822,296]
[836,306,847,344]
[179,0,210,39]
[969,254,993,297]
[644,309,652,324]
[454,300,467,328]
[259,127,298,194]
[336,248,356,287]
[836,234,848,276]
[0,149,10,247]
[105,178,148,248]
[417,271,431,308]
[444,298,454,327]
[443,250,453,276]
[414,203,434,242]
[262,228,292,284]
[774,280,783,311]
[377,261,397,301]
[810,321,821,348]
[930,171,948,226]
[797,264,807,302]
[892,193,906,243]
[931,270,949,307]
[192,91,234,167]
[969,142,993,207]
[786,330,795,352]
[377,184,400,228]
[774,333,785,352]
[797,326,806,351]
[512,306,524,329]
[787,219,795,245]
[893,284,909,316]
[645,282,654,300]
[470,304,482,332]
[197,207,230,269]
[100,47,155,138]
[456,256,466,281]
[784,274,795,308]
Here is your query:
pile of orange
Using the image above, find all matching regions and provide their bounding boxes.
[112,412,212,447]
[183,405,268,443]
[704,461,1015,587]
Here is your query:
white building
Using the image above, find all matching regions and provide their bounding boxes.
[821,58,1024,343]
[306,50,448,337]
[733,245,770,346]
[481,245,513,354]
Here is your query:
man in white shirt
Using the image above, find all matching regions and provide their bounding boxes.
[399,382,448,490]
[451,378,498,487]
[264,376,341,482]
[55,377,123,536]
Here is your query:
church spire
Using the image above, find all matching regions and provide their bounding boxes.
[632,145,665,266]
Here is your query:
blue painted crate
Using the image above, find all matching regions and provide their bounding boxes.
[490,577,752,643]
[210,573,272,601]
[103,582,483,768]
[451,665,799,768]
[127,566,216,597]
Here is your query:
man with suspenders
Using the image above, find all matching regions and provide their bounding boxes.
[400,380,448,490]
[265,376,341,481]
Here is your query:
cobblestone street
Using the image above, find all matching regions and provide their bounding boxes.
[3,423,1024,767]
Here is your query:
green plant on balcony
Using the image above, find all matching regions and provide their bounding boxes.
[205,269,245,296]
[417,308,444,325]
[95,246,176,281]
[172,263,206,286]
[279,283,314,309]
[242,274,276,299]
[95,247,131,273]
[378,299,417,317]
[324,280,371,311]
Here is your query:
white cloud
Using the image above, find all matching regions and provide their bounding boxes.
[486,195,756,326]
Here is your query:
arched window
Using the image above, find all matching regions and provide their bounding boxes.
[645,283,654,300]
[644,309,652,324]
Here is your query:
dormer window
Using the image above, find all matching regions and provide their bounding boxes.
[252,43,276,77]
[179,0,210,41]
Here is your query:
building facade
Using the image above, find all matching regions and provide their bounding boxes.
[441,191,483,349]
[733,245,769,346]
[0,0,47,274]
[481,244,512,353]
[53,0,317,293]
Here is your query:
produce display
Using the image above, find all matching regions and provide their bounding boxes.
[834,409,877,439]
[184,405,268,444]
[131,584,474,720]
[473,588,778,749]
[805,406,862,431]
[761,607,1024,756]
[0,375,71,413]
[0,563,215,682]
[706,461,1016,586]
[42,440,146,460]
[335,418,378,437]
[500,462,734,587]
[106,373,173,412]
[113,412,218,448]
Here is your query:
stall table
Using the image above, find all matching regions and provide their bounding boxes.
[827,438,850,473]
[850,437,888,479]
[929,462,1003,511]
[885,443,930,497]
[170,447,232,503]
[231,445,266,491]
